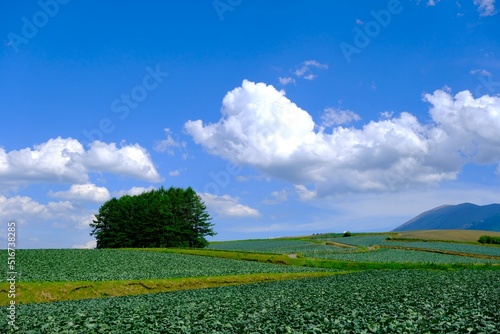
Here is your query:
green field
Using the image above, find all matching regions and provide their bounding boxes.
[5,270,499,333]
[3,230,500,333]
[1,249,331,283]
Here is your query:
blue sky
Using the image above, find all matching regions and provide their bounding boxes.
[1,0,500,248]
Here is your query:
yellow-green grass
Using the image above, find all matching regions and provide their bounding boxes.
[394,230,500,242]
[0,271,340,306]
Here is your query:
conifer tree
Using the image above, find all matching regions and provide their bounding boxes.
[90,187,215,248]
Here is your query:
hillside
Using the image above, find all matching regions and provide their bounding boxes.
[393,203,500,232]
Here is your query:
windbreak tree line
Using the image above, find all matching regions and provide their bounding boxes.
[90,187,215,249]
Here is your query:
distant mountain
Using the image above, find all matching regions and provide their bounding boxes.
[393,203,500,232]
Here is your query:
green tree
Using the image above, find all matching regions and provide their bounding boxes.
[90,186,215,248]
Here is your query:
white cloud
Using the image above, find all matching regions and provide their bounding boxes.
[0,138,161,189]
[279,77,296,85]
[84,141,161,182]
[474,0,496,16]
[426,0,441,6]
[186,80,500,196]
[72,240,97,249]
[470,69,492,77]
[0,195,94,229]
[154,128,186,154]
[321,107,361,126]
[356,18,364,25]
[263,190,289,205]
[112,186,155,198]
[294,60,328,79]
[50,183,111,203]
[169,170,180,176]
[200,193,261,218]
[294,185,317,201]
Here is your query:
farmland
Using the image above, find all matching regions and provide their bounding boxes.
[1,249,331,283]
[3,230,500,332]
[5,270,499,333]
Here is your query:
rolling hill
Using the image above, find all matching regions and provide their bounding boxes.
[393,203,500,232]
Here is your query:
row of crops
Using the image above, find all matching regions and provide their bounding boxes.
[207,239,351,254]
[7,270,499,333]
[208,235,500,263]
[382,240,500,257]
[302,247,497,263]
[0,249,331,283]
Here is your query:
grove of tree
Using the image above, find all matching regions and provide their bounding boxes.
[90,186,215,248]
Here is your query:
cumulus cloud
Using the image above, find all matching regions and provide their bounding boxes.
[186,80,500,196]
[50,183,111,203]
[84,141,161,181]
[200,193,261,218]
[474,0,496,16]
[0,137,161,188]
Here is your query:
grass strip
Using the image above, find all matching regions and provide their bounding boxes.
[0,272,341,306]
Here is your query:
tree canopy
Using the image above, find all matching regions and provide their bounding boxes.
[90,186,215,248]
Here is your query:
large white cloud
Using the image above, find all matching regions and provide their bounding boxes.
[186,80,500,196]
[0,137,161,188]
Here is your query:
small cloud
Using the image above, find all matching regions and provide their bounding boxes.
[263,190,288,205]
[279,77,296,85]
[356,18,364,25]
[295,60,328,79]
[72,240,97,249]
[474,0,497,16]
[380,111,394,119]
[470,69,492,77]
[113,186,155,198]
[278,60,328,85]
[169,170,181,176]
[321,107,361,127]
[426,0,441,6]
[295,185,316,201]
[154,128,186,155]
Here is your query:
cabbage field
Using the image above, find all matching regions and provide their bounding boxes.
[6,270,499,333]
[0,249,330,283]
